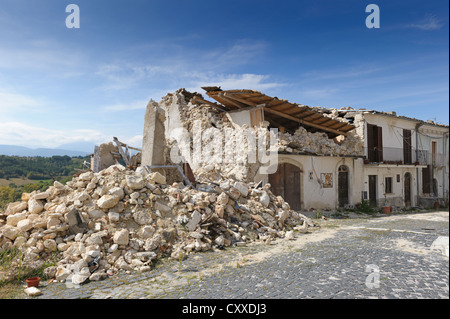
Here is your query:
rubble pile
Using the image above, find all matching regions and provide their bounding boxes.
[161,90,265,183]
[277,126,364,156]
[0,164,313,285]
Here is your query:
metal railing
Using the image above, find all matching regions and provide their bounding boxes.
[363,147,444,165]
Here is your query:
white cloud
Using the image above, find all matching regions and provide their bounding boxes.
[189,73,285,92]
[0,91,42,112]
[0,122,109,148]
[122,135,143,148]
[94,39,284,94]
[101,99,149,111]
[408,14,444,31]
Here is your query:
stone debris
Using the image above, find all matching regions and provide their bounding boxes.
[0,164,313,286]
[24,286,42,297]
[277,126,363,156]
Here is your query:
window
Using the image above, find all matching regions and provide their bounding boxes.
[396,174,400,183]
[432,141,437,166]
[367,124,383,162]
[385,177,393,194]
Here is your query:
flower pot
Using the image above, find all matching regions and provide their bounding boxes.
[434,202,440,210]
[382,206,391,214]
[26,277,40,288]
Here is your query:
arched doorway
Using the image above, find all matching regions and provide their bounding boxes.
[404,172,411,207]
[268,162,301,211]
[338,165,349,207]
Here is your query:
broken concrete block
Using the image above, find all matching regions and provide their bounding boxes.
[260,191,270,208]
[5,201,28,216]
[186,210,202,231]
[1,225,19,240]
[113,229,129,246]
[24,287,42,297]
[234,181,249,197]
[6,211,27,226]
[97,195,120,209]
[154,201,171,215]
[133,210,153,225]
[285,230,295,240]
[28,198,44,214]
[79,171,94,181]
[109,186,124,199]
[216,192,229,205]
[126,175,145,190]
[66,209,88,235]
[149,172,166,184]
[17,219,33,232]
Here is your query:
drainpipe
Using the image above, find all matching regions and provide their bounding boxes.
[444,132,449,204]
[415,122,423,206]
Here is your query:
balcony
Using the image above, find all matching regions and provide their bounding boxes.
[364,147,438,166]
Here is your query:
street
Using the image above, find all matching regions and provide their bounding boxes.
[34,211,449,299]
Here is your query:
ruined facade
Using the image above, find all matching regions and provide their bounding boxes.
[141,87,449,211]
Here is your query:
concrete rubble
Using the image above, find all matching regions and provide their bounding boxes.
[0,164,314,286]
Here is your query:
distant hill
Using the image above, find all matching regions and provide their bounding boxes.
[56,141,96,154]
[0,144,89,157]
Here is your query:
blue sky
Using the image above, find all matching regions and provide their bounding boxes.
[0,0,448,150]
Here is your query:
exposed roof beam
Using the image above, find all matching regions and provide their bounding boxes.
[191,96,229,112]
[263,107,348,136]
[218,93,247,109]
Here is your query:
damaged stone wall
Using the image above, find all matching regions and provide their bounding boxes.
[145,89,363,186]
[145,89,269,184]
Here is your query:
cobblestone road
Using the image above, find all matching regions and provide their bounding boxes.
[31,211,449,299]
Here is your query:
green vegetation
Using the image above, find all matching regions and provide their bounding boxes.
[0,247,59,289]
[0,155,88,180]
[0,155,89,210]
[353,200,377,214]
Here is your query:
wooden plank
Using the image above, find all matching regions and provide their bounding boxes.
[223,92,258,106]
[263,107,349,136]
[218,93,247,109]
[113,137,130,166]
[192,96,229,112]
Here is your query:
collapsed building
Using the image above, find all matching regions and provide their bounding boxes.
[141,87,448,211]
[0,86,447,288]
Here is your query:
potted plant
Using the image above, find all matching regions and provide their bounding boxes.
[381,193,391,214]
[26,277,40,288]
[434,200,440,210]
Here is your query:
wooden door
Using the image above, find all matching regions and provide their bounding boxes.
[404,173,411,207]
[269,163,301,211]
[338,166,349,207]
[403,129,412,164]
[368,175,377,206]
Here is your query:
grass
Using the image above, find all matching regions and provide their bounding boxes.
[0,178,53,187]
[0,247,59,291]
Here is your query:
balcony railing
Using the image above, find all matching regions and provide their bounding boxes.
[363,147,443,165]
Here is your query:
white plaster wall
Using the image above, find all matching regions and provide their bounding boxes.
[227,110,251,127]
[363,114,418,162]
[363,166,418,207]
[259,154,365,210]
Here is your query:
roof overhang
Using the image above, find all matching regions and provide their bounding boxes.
[200,87,355,138]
